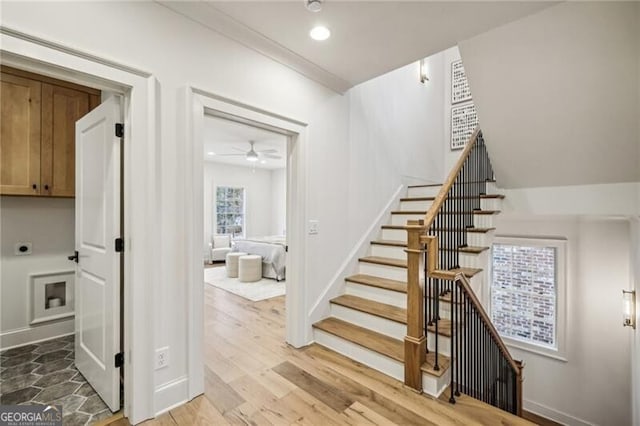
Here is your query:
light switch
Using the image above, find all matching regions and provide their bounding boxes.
[308,220,319,235]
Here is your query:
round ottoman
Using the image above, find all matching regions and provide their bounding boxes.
[226,252,247,278]
[238,255,262,283]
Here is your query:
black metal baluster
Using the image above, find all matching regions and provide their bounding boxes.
[449,278,455,403]
[434,278,440,371]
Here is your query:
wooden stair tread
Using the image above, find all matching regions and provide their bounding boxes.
[345,274,407,293]
[407,183,442,188]
[439,246,490,254]
[313,318,451,378]
[381,225,412,230]
[432,227,495,233]
[313,318,404,362]
[359,256,407,268]
[370,240,407,247]
[331,295,407,324]
[391,209,500,215]
[427,319,454,337]
[421,352,450,378]
[400,194,504,202]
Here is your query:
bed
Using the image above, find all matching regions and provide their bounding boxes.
[231,236,286,281]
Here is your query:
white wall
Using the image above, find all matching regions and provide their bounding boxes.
[270,168,286,236]
[203,162,278,255]
[459,1,640,189]
[0,197,75,347]
[0,2,436,416]
[494,214,632,426]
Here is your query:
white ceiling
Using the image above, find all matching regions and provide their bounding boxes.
[158,1,557,92]
[203,115,287,170]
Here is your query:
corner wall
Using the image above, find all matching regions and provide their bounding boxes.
[0,197,75,348]
[494,214,632,425]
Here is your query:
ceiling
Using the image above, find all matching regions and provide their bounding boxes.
[158,1,557,92]
[203,115,287,170]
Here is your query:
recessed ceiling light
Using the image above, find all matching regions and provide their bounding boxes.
[310,26,330,41]
[207,151,216,156]
[260,160,267,164]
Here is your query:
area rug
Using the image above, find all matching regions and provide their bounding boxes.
[204,266,285,301]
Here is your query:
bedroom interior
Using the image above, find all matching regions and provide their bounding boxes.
[202,114,288,302]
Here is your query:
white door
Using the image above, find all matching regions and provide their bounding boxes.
[74,96,122,412]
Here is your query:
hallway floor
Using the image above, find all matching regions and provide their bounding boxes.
[129,283,534,425]
[0,335,112,425]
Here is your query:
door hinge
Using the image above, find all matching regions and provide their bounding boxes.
[115,237,125,253]
[115,123,124,138]
[115,352,124,368]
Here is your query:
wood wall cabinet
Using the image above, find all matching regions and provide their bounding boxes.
[0,66,100,197]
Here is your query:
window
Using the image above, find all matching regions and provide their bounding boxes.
[215,186,245,237]
[491,237,566,359]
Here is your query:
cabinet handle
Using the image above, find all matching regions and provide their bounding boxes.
[32,184,37,190]
[44,184,49,191]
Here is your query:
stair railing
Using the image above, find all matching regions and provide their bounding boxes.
[404,128,523,416]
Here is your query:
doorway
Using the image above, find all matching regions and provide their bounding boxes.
[185,89,309,399]
[1,29,157,424]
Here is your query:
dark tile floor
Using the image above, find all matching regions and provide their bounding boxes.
[0,335,113,425]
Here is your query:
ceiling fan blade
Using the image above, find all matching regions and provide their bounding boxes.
[215,153,245,157]
[232,147,247,153]
[263,153,282,159]
[256,149,278,154]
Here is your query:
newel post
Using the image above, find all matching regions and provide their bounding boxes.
[404,219,426,391]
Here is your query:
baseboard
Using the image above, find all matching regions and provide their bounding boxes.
[524,399,596,426]
[308,184,405,325]
[154,375,189,417]
[0,319,74,350]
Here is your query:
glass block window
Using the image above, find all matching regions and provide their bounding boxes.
[491,241,560,350]
[216,186,245,237]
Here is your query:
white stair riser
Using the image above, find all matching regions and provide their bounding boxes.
[474,214,495,228]
[381,228,407,242]
[371,244,406,260]
[407,186,441,198]
[313,329,449,399]
[427,332,451,357]
[313,330,404,382]
[426,300,451,320]
[459,252,481,269]
[422,365,451,398]
[330,304,406,340]
[486,182,498,194]
[481,198,502,211]
[400,200,433,210]
[392,213,425,226]
[467,231,494,247]
[359,262,406,282]
[345,282,406,309]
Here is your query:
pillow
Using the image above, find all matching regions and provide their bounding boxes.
[213,235,230,248]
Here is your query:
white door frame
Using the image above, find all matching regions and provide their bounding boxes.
[1,27,158,424]
[184,87,308,399]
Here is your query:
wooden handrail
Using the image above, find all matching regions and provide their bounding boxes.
[422,127,481,229]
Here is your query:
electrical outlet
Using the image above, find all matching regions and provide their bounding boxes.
[14,242,32,256]
[155,347,169,370]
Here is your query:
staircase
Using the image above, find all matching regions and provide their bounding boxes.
[313,180,499,396]
[312,129,524,416]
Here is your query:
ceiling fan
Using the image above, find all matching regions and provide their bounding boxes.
[217,141,282,162]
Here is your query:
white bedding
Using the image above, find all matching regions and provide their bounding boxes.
[232,237,286,281]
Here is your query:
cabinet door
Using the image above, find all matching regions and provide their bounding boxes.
[0,72,42,195]
[42,83,90,197]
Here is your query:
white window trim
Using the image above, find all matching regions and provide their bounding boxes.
[491,236,568,362]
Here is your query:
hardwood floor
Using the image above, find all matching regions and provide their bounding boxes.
[108,284,540,425]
